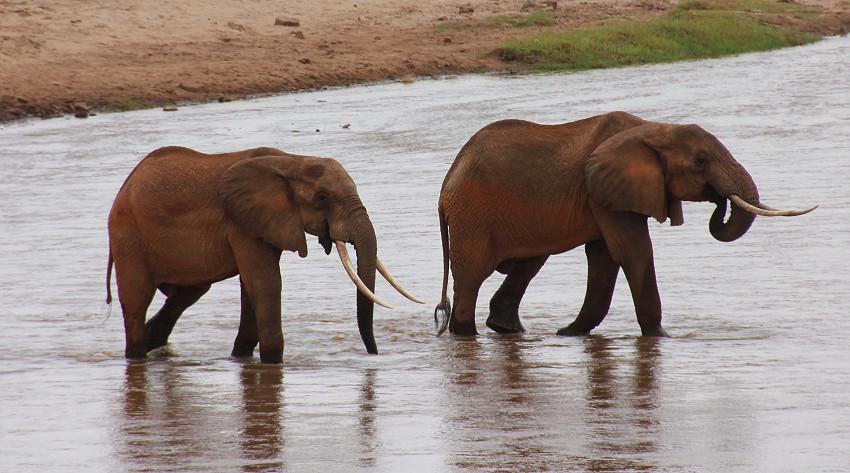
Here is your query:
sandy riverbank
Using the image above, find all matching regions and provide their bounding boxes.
[1,0,848,122]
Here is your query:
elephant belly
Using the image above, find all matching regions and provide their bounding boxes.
[141,228,239,286]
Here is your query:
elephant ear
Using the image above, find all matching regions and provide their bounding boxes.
[585,125,669,223]
[218,156,308,257]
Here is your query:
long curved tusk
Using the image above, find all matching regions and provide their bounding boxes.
[335,241,394,309]
[729,194,818,217]
[377,258,425,304]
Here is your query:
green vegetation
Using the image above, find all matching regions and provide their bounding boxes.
[487,11,557,28]
[114,98,154,112]
[494,1,821,72]
[679,0,819,20]
[434,20,474,33]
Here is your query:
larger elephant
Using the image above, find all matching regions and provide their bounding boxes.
[434,112,815,337]
[107,146,421,363]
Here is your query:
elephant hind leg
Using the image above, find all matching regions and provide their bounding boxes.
[557,239,620,336]
[145,284,210,352]
[486,256,548,334]
[449,267,493,336]
[118,281,156,359]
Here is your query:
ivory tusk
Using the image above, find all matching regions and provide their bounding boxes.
[729,194,818,217]
[335,241,394,309]
[377,258,425,304]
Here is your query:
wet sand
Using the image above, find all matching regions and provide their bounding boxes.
[1,0,849,122]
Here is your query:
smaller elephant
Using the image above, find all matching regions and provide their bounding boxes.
[434,112,816,337]
[107,146,422,363]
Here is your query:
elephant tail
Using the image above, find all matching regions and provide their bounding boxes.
[106,250,114,305]
[434,206,451,336]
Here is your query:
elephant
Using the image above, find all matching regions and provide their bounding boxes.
[434,112,816,337]
[106,146,422,363]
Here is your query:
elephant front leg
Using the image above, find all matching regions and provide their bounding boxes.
[557,240,620,336]
[487,256,548,334]
[232,282,259,358]
[234,245,285,363]
[245,276,284,364]
[615,222,668,337]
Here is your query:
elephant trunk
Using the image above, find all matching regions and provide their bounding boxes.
[708,161,760,243]
[352,210,379,355]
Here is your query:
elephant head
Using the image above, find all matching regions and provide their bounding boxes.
[217,154,422,354]
[585,122,816,243]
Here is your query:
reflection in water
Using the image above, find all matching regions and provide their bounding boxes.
[119,361,222,471]
[239,363,284,472]
[442,336,663,472]
[581,337,661,472]
[358,368,379,468]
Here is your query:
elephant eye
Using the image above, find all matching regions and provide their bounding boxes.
[694,156,708,168]
[316,192,328,203]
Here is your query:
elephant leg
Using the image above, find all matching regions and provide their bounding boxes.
[448,279,482,336]
[117,278,156,359]
[612,217,668,337]
[486,256,549,334]
[234,244,284,363]
[557,239,620,336]
[232,281,259,358]
[145,283,210,352]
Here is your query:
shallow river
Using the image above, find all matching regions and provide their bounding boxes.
[1,37,848,472]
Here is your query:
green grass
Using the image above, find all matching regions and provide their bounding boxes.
[494,4,821,71]
[434,20,474,33]
[113,98,155,112]
[679,0,820,20]
[487,11,557,28]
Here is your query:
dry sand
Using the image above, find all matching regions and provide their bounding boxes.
[1,0,848,121]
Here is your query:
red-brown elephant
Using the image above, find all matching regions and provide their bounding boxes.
[107,146,421,363]
[435,112,815,337]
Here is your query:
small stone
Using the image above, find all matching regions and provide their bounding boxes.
[299,58,311,64]
[459,4,474,14]
[357,15,368,24]
[274,17,300,27]
[341,123,351,129]
[438,16,449,21]
[163,106,178,112]
[74,111,89,119]
[292,30,305,39]
[72,102,91,112]
[521,0,537,12]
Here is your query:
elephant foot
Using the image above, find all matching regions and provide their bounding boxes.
[448,318,478,336]
[485,313,525,334]
[231,342,257,358]
[144,319,173,352]
[640,325,669,337]
[556,324,592,336]
[258,347,283,364]
[125,346,147,359]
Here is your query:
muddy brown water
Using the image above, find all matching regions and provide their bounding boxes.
[1,37,848,472]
